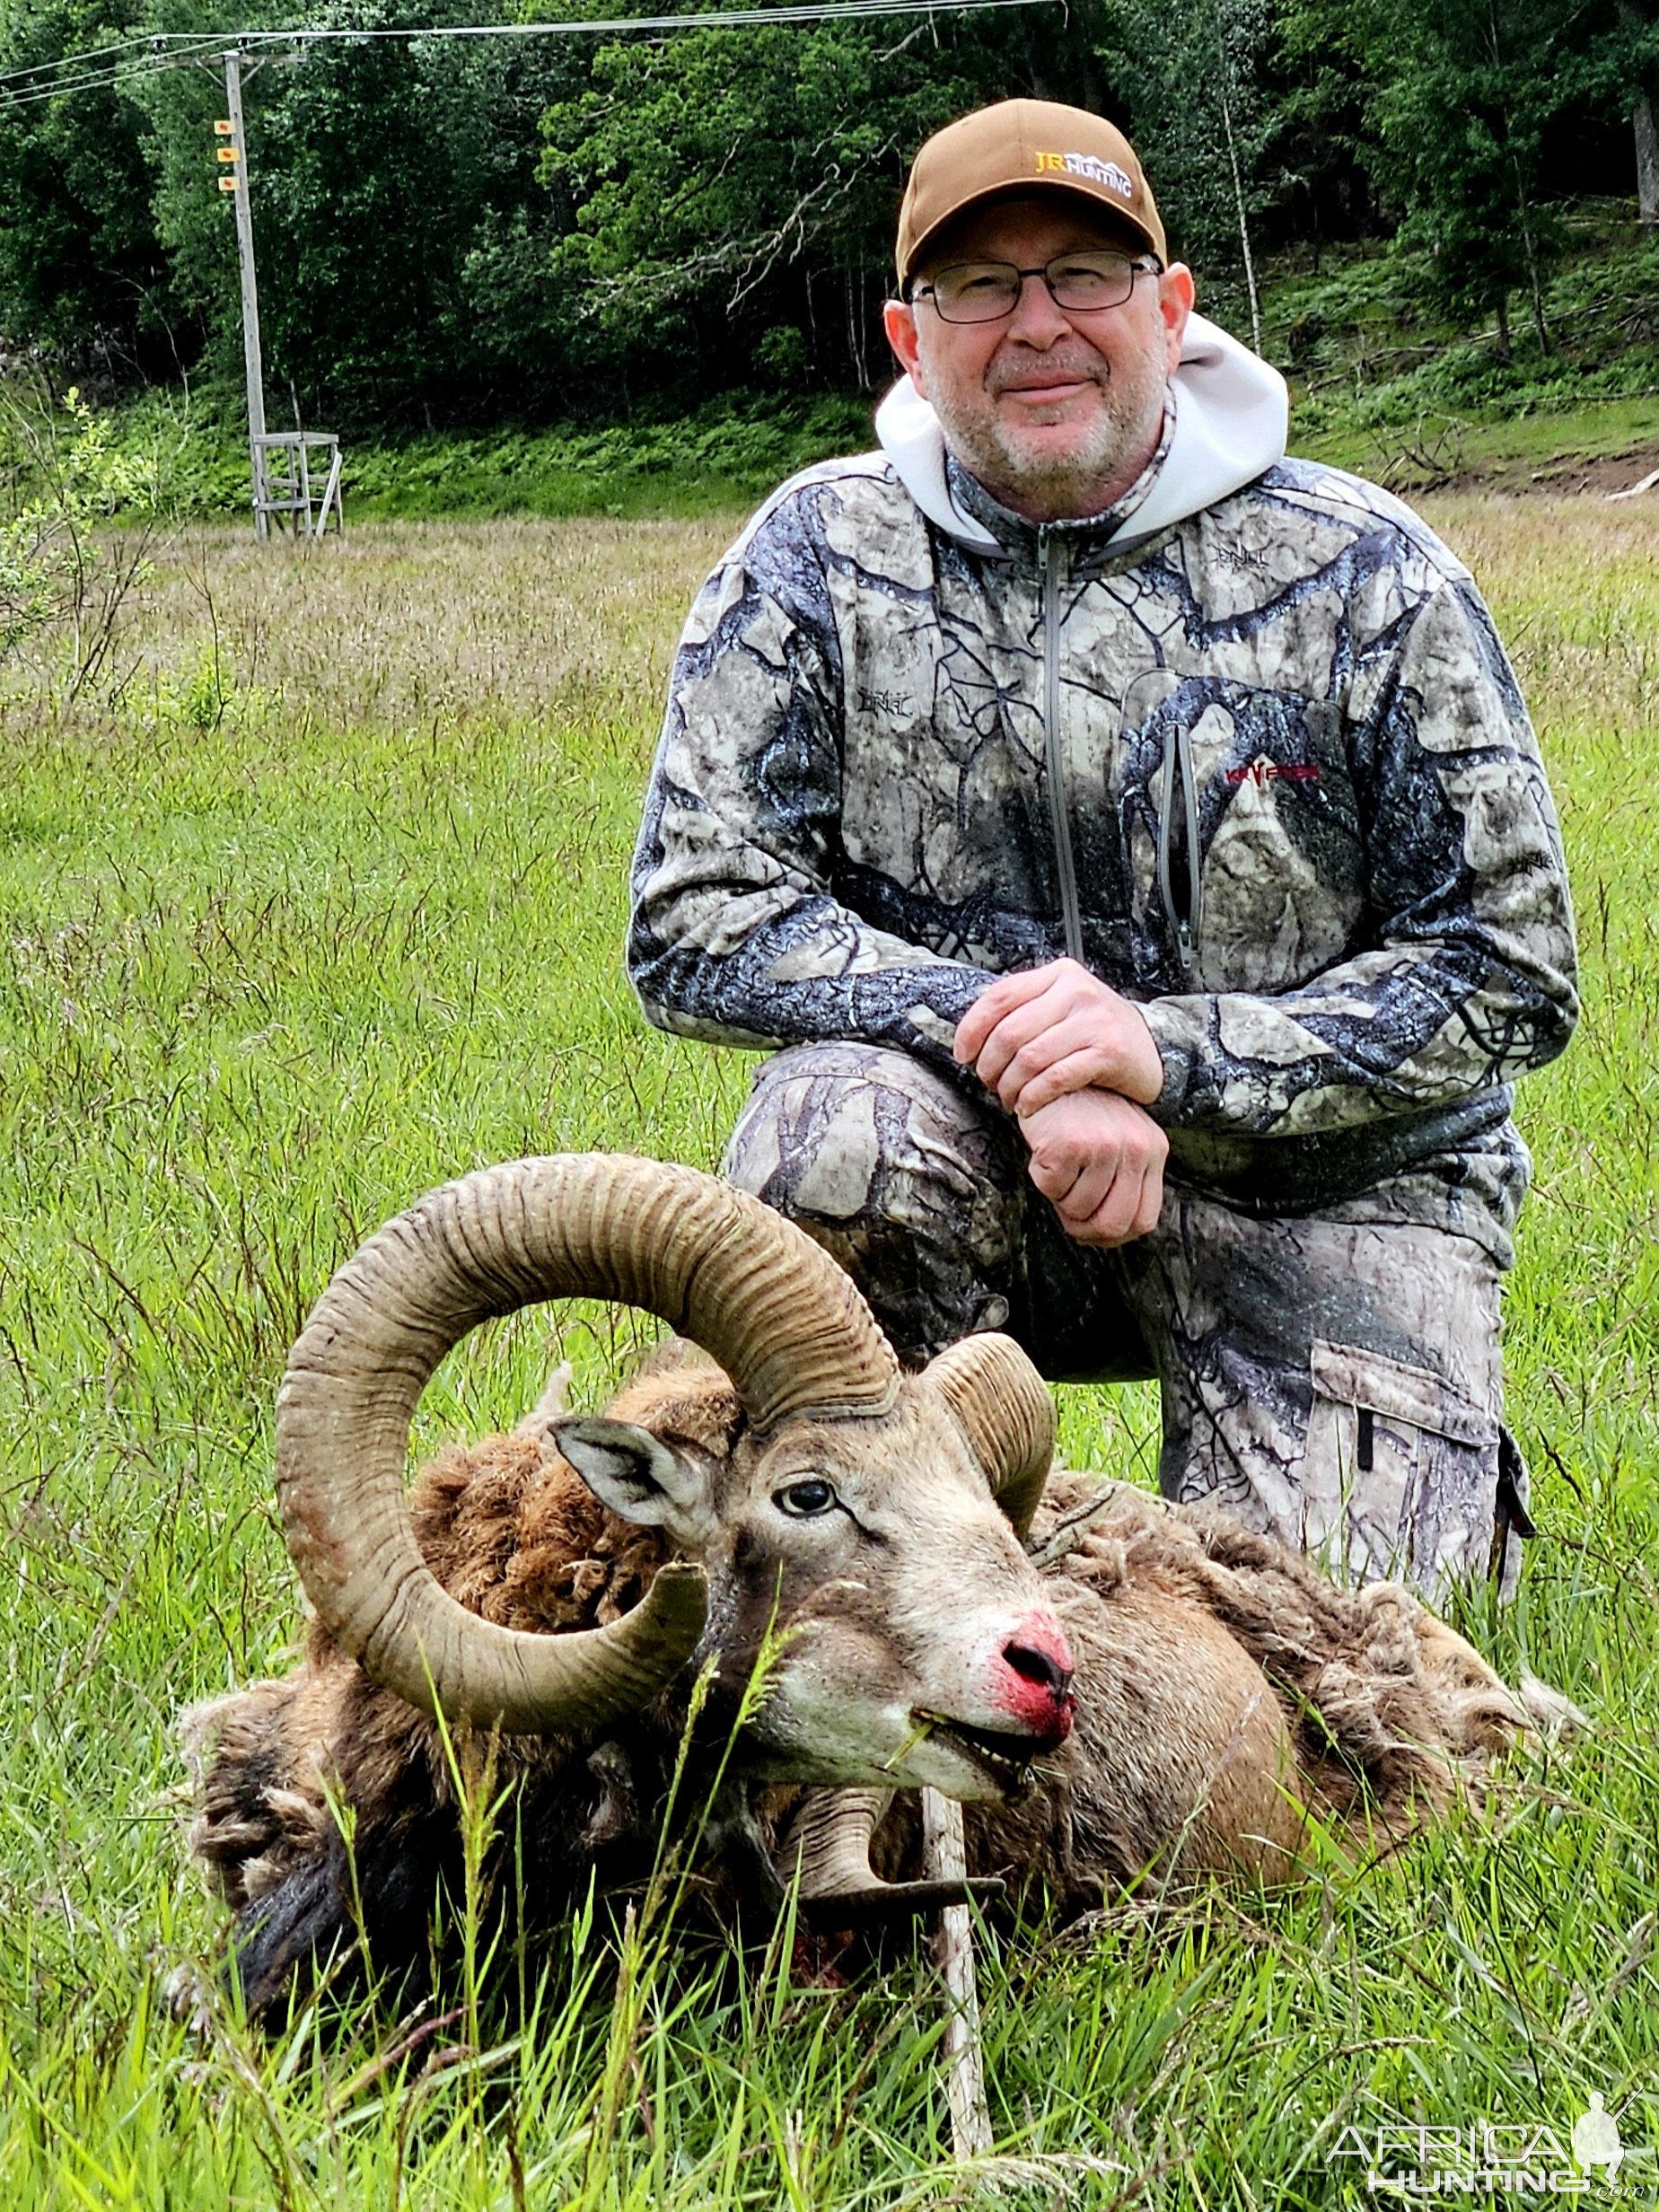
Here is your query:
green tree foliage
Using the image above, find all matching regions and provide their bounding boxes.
[1106,0,1276,268]
[145,0,592,425]
[0,0,174,370]
[1330,0,1580,351]
[538,1,1126,398]
[1280,0,1656,353]
[258,4,586,419]
[1606,0,1657,221]
[0,0,1652,420]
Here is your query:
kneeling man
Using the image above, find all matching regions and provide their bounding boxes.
[628,100,1578,1600]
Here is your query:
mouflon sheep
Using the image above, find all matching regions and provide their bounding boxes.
[786,1466,1533,1918]
[184,1151,1073,2017]
[183,1153,1532,2021]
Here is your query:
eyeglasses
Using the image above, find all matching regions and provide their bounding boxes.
[911,251,1159,325]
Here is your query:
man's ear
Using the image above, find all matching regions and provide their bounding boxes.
[1157,263,1196,372]
[552,1417,717,1549]
[882,297,926,394]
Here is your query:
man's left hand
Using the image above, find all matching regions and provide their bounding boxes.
[1020,1090,1167,1246]
[954,958,1165,1114]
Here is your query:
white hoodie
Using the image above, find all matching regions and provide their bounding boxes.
[873,312,1291,552]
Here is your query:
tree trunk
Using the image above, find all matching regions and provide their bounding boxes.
[1531,218,1557,356]
[1505,139,1549,353]
[846,261,871,392]
[1635,92,1659,223]
[1213,1,1262,353]
[1521,208,1549,353]
[1495,289,1512,363]
[1618,0,1659,223]
[804,264,821,381]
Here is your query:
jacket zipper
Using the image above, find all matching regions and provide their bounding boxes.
[1038,528,1086,963]
[1156,718,1202,977]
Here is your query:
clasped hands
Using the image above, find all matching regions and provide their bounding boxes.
[953,959,1168,1248]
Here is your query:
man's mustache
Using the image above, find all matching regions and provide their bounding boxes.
[986,356,1109,396]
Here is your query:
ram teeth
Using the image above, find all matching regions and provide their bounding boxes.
[914,1710,1035,1780]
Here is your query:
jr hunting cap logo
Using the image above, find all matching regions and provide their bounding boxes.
[1035,151,1136,200]
[897,99,1168,287]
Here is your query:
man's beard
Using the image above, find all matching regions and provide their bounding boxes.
[927,349,1166,521]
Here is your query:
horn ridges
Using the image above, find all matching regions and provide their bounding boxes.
[276,1154,901,1730]
[922,1331,1055,1540]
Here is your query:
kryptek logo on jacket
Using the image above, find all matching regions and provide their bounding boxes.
[1226,755,1321,787]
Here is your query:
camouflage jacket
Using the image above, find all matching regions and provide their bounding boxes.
[630,320,1577,1261]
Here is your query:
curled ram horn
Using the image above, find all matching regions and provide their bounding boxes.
[276,1154,906,1733]
[783,1788,1005,1926]
[922,1330,1057,1541]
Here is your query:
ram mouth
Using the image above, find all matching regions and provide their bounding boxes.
[911,1710,1045,1792]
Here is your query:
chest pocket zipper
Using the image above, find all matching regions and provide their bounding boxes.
[1156,718,1203,976]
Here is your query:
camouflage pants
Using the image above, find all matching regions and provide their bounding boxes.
[724,1043,1530,1602]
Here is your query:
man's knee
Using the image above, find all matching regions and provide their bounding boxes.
[721,1043,1024,1360]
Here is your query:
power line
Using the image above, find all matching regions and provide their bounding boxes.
[0,63,178,109]
[0,32,176,86]
[0,46,236,109]
[171,0,1053,39]
[0,37,233,106]
[0,0,1054,107]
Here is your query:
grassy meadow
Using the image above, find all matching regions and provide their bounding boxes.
[0,496,1655,2207]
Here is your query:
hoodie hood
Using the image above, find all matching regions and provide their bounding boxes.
[873,312,1288,553]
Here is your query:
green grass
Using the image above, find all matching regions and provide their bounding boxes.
[1295,391,1659,495]
[0,501,1655,2206]
[1266,215,1659,487]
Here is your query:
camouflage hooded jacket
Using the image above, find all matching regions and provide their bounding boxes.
[629,316,1577,1263]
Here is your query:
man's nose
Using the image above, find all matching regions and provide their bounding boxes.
[1005,269,1075,346]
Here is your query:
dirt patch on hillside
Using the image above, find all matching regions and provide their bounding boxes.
[1444,442,1659,497]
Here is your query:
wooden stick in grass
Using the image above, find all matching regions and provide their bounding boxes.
[920,1785,992,2160]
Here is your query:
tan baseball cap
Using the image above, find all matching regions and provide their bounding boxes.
[897,99,1166,291]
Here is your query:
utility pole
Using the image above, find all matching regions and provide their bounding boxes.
[220,48,269,539]
[206,47,340,540]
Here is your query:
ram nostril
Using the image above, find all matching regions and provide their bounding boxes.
[1002,1640,1074,1698]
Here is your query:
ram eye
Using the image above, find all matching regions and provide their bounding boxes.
[774,1478,838,1517]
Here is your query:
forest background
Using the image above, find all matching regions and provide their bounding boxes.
[3,0,1658,509]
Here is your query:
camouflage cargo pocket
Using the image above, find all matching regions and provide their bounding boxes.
[1301,1341,1499,1599]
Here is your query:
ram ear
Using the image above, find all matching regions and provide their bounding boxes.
[552,1417,718,1548]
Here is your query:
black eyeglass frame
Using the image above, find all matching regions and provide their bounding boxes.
[908,250,1163,323]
